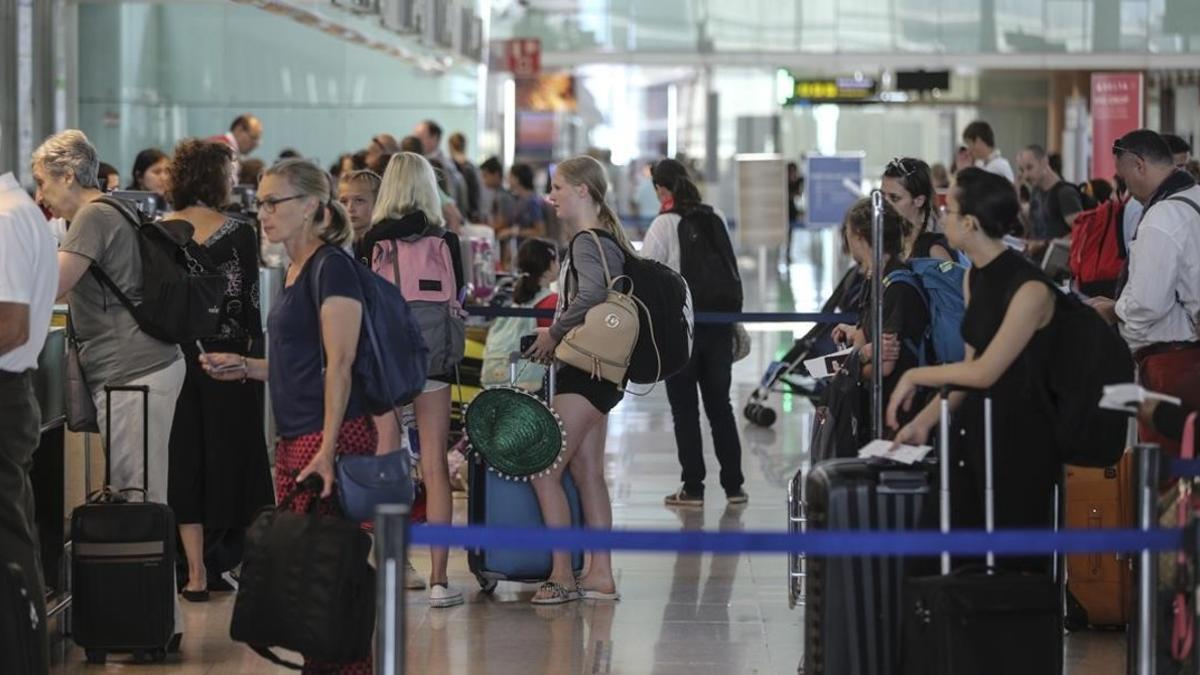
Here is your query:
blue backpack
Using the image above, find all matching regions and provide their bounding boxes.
[883,258,967,366]
[311,246,429,414]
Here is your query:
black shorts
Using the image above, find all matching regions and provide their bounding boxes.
[555,364,624,414]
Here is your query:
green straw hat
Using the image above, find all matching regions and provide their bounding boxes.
[465,387,565,480]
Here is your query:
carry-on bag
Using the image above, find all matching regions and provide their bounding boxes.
[801,456,935,675]
[230,476,375,668]
[71,385,177,665]
[1065,421,1135,628]
[467,355,584,590]
[0,557,45,674]
[900,389,1061,675]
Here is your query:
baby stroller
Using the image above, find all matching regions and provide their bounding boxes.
[743,266,865,427]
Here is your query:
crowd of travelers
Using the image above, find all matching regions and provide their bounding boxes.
[2,111,1199,673]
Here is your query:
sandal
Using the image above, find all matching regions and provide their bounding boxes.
[530,581,582,605]
[580,588,621,601]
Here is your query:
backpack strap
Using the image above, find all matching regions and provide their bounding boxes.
[309,247,404,432]
[1167,196,1200,220]
[881,269,932,366]
[86,198,143,320]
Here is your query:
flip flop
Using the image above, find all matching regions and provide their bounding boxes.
[530,581,582,605]
[580,589,621,601]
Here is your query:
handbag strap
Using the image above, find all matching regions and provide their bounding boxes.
[249,644,303,670]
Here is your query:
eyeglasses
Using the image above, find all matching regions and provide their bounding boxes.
[887,157,915,177]
[255,194,305,214]
[1112,141,1143,161]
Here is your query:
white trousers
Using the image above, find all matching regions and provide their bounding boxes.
[92,358,186,503]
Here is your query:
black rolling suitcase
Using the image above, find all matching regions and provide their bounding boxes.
[71,385,177,665]
[801,456,935,675]
[900,390,1061,675]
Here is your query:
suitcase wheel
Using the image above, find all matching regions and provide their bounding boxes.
[477,575,497,594]
[84,649,107,665]
[131,648,167,663]
[743,403,777,427]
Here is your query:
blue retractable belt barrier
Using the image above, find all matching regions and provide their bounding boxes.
[1171,458,1200,478]
[465,306,855,325]
[410,524,1183,557]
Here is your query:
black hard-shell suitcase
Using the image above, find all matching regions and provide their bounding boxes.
[71,385,176,664]
[801,457,935,675]
[467,355,584,591]
[900,391,1061,675]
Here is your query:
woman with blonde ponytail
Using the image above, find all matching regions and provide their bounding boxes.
[197,158,375,673]
[523,155,627,604]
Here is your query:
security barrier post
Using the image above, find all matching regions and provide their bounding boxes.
[375,504,409,675]
[1134,443,1161,675]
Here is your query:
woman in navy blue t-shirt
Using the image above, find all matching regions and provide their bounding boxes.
[201,158,375,675]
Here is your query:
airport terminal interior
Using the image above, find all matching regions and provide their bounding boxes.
[3,0,1200,673]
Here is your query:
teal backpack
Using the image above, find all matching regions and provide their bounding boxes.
[883,258,967,366]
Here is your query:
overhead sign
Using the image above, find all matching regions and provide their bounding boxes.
[805,155,865,227]
[790,77,877,104]
[1091,73,1144,181]
[503,38,541,77]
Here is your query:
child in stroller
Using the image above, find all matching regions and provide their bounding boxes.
[743,265,865,427]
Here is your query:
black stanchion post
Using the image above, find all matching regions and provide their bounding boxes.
[375,504,409,675]
[870,190,885,440]
[1134,443,1160,675]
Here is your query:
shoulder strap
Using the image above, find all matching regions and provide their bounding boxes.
[1167,196,1200,220]
[309,246,404,432]
[85,197,141,319]
[93,196,142,230]
[585,229,614,287]
[248,644,303,670]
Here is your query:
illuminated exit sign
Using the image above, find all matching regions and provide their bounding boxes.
[789,77,877,104]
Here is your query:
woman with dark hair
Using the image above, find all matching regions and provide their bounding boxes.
[829,198,929,436]
[642,158,746,506]
[888,167,1061,572]
[481,238,560,390]
[164,139,273,601]
[97,162,120,192]
[504,163,547,245]
[127,148,170,194]
[881,157,953,261]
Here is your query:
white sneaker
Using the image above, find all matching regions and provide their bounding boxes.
[429,583,464,608]
[405,559,427,590]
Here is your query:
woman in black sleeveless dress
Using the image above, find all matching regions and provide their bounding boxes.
[166,140,273,598]
[887,168,1060,572]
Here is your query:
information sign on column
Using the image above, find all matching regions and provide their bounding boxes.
[805,155,864,228]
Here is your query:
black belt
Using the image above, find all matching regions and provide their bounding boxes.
[0,369,31,383]
[1134,341,1200,362]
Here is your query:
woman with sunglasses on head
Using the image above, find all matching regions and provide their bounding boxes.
[887,167,1061,572]
[881,157,953,262]
[199,158,376,674]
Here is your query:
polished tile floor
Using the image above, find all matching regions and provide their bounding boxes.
[49,232,1126,674]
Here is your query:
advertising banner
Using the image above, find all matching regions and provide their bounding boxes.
[1091,73,1144,182]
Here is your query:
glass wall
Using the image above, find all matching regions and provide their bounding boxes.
[78,2,480,179]
[491,0,1200,56]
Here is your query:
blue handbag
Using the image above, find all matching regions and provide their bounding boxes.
[336,448,413,522]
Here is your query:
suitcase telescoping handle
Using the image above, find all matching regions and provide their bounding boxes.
[509,350,556,405]
[937,386,995,575]
[103,384,150,493]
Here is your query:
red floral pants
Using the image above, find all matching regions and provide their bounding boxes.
[274,416,377,675]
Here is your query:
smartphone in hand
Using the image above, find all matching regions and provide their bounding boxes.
[519,334,537,355]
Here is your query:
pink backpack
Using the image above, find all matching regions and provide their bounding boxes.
[370,229,465,376]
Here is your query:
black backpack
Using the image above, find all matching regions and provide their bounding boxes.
[1045,290,1134,467]
[91,197,225,344]
[675,204,743,313]
[572,230,694,384]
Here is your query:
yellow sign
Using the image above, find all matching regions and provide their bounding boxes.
[791,78,876,102]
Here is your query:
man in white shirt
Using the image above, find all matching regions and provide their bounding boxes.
[208,114,262,158]
[0,171,57,673]
[963,120,1015,183]
[1089,129,1200,455]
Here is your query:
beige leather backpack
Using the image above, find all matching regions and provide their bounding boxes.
[555,230,640,385]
